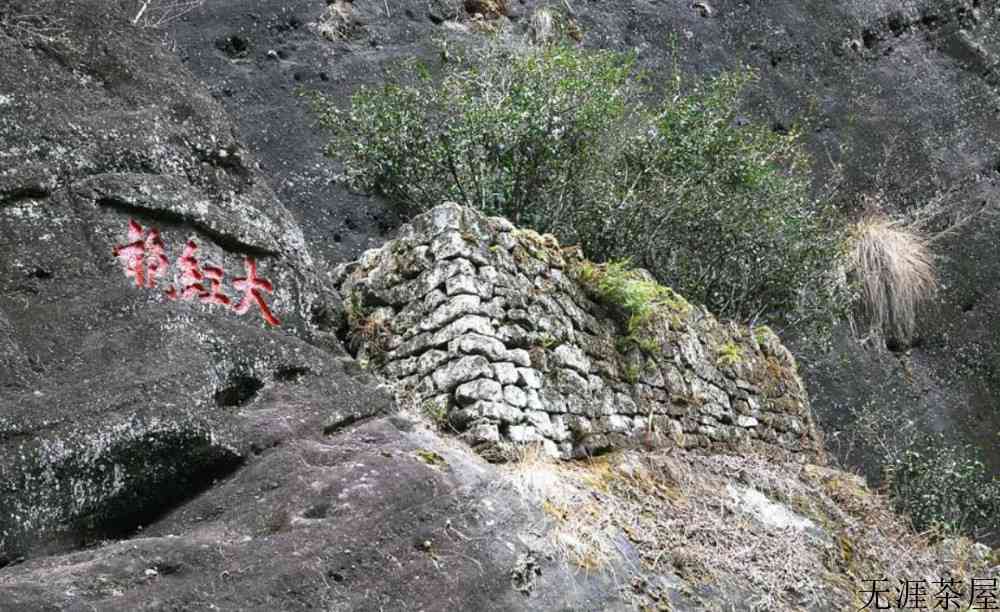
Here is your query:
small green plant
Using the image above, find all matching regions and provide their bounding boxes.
[577,259,690,354]
[623,363,641,384]
[415,449,448,467]
[634,336,661,355]
[343,291,391,362]
[421,399,449,430]
[537,333,558,350]
[843,401,1000,544]
[614,336,633,355]
[587,261,691,321]
[753,325,776,347]
[716,342,743,367]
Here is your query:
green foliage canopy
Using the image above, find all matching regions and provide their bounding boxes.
[315,42,847,331]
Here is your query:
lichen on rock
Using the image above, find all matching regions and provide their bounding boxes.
[336,203,825,462]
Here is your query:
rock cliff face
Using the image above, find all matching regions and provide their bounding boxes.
[0,0,363,562]
[1,2,998,611]
[336,204,823,463]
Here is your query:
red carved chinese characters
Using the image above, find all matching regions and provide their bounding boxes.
[114,219,279,326]
[232,257,280,326]
[170,240,207,300]
[201,264,232,307]
[112,220,170,289]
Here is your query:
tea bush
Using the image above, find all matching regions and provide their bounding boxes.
[886,434,1000,542]
[844,400,1000,544]
[314,42,847,331]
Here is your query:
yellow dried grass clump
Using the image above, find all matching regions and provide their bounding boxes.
[529,8,555,45]
[314,0,353,42]
[465,0,508,19]
[848,216,938,345]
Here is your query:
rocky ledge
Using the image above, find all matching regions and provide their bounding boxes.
[334,203,824,462]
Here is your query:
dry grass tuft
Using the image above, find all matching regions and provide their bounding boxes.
[501,445,622,573]
[313,1,354,42]
[528,8,555,45]
[465,0,508,19]
[848,215,938,345]
[344,293,393,361]
[526,6,582,45]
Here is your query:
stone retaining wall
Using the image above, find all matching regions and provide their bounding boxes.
[334,204,824,462]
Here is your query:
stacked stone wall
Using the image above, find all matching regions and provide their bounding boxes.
[334,204,824,462]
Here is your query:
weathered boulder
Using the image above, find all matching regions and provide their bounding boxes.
[1,418,995,612]
[0,0,356,562]
[336,203,825,462]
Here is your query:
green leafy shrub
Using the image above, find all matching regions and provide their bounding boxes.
[845,401,1000,544]
[315,42,847,330]
[582,70,848,330]
[319,43,636,231]
[885,435,1000,542]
